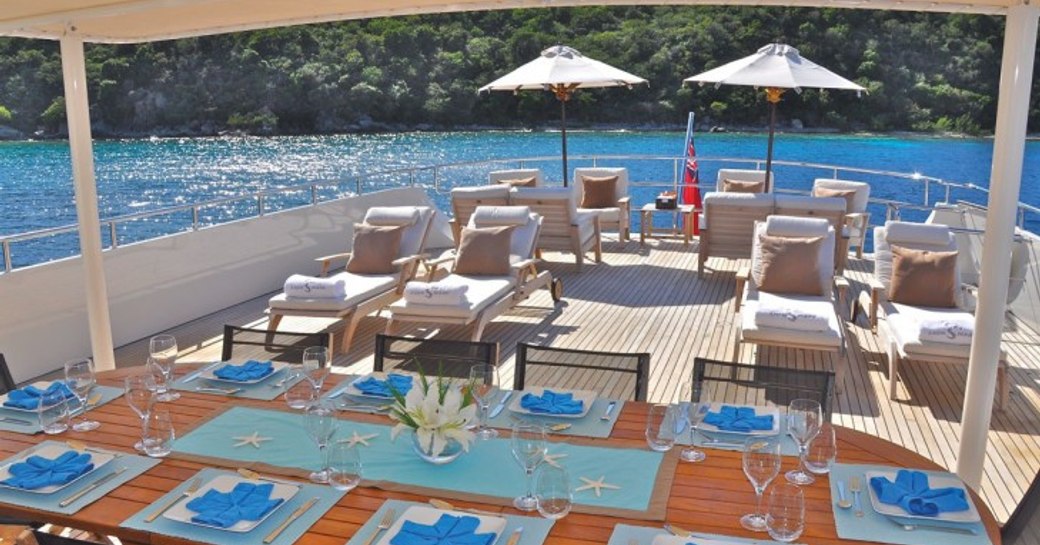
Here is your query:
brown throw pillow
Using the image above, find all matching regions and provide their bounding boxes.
[346,224,405,274]
[889,245,958,308]
[580,175,619,208]
[723,179,766,193]
[495,176,537,188]
[756,233,824,295]
[454,226,515,275]
[813,186,857,213]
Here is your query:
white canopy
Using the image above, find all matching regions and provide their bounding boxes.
[479,45,647,93]
[684,43,866,93]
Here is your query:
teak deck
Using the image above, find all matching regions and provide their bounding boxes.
[112,235,1040,526]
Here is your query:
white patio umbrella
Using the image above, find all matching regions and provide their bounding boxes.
[479,45,648,185]
[684,43,866,184]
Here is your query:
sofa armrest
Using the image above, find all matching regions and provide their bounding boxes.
[734,266,751,312]
[867,276,886,330]
[314,252,351,277]
[834,275,850,317]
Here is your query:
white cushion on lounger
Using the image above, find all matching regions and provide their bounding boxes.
[268,272,396,312]
[451,185,511,200]
[364,207,419,227]
[363,206,432,258]
[754,294,831,332]
[578,206,620,222]
[575,210,599,241]
[741,290,842,349]
[881,302,994,360]
[886,221,952,247]
[390,275,515,319]
[472,206,531,227]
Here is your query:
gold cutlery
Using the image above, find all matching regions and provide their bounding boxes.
[263,496,320,544]
[628,540,640,545]
[600,401,618,421]
[70,392,103,416]
[664,523,694,537]
[548,423,571,432]
[65,440,121,456]
[504,526,523,545]
[890,518,978,535]
[360,508,395,545]
[145,477,202,522]
[58,466,127,508]
[237,467,301,485]
[850,476,864,517]
[428,498,500,516]
[194,386,242,395]
[836,480,853,509]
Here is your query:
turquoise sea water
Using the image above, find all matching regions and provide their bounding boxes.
[1,131,1038,268]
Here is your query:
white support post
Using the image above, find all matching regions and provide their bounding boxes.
[956,4,1039,489]
[60,32,116,371]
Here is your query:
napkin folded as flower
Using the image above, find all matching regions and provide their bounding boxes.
[390,514,496,545]
[186,482,285,528]
[354,373,413,397]
[703,405,774,432]
[213,360,275,382]
[1,450,94,490]
[869,469,970,516]
[3,382,76,410]
[520,389,584,415]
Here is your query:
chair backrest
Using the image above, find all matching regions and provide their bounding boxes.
[515,343,650,401]
[221,325,331,364]
[752,215,836,297]
[716,168,774,193]
[873,221,959,297]
[373,334,499,379]
[702,192,775,258]
[692,357,836,419]
[1003,469,1040,545]
[508,187,577,244]
[0,353,15,394]
[572,167,629,207]
[450,185,511,231]
[773,195,847,230]
[489,169,543,187]
[812,178,870,213]
[469,205,542,264]
[363,206,435,258]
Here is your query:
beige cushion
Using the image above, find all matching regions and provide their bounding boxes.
[496,176,537,188]
[579,206,620,223]
[889,245,958,308]
[882,302,1001,360]
[454,226,515,275]
[755,233,824,296]
[812,187,857,213]
[741,291,842,350]
[269,272,397,312]
[346,224,404,274]
[390,275,515,320]
[723,179,765,193]
[580,175,619,208]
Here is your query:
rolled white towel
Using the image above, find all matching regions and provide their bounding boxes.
[284,274,346,300]
[404,281,469,306]
[754,304,830,332]
[918,314,974,345]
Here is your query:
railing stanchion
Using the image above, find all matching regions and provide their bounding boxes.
[192,207,199,231]
[109,223,118,249]
[258,194,265,217]
[924,180,930,207]
[945,185,951,204]
[356,177,362,195]
[2,240,10,273]
[311,185,317,205]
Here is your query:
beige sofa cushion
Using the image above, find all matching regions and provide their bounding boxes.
[496,176,537,188]
[756,233,825,296]
[889,245,958,308]
[812,186,857,213]
[346,224,405,274]
[580,175,619,208]
[454,226,515,275]
[723,179,765,193]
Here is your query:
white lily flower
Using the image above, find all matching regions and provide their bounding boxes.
[388,372,478,457]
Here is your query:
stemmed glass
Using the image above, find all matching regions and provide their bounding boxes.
[786,399,822,485]
[511,423,546,511]
[679,382,709,463]
[64,358,100,432]
[305,400,338,484]
[535,464,573,519]
[150,335,180,402]
[766,483,806,542]
[302,346,330,390]
[125,373,157,451]
[468,364,498,440]
[741,436,782,532]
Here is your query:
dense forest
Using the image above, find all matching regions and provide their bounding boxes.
[0,6,1037,138]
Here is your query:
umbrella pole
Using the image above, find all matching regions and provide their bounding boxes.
[764,87,785,191]
[561,99,569,186]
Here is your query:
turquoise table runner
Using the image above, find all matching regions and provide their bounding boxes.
[485,391,624,439]
[830,463,992,545]
[172,406,674,520]
[0,384,123,435]
[608,523,793,545]
[0,441,160,515]
[675,419,800,457]
[121,467,344,545]
[349,499,554,545]
[171,363,308,401]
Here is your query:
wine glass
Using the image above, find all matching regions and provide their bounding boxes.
[741,436,782,532]
[766,483,806,542]
[150,335,180,402]
[327,441,363,492]
[645,404,679,452]
[305,400,338,483]
[511,423,546,511]
[64,358,100,432]
[302,346,330,390]
[805,423,837,475]
[786,399,822,485]
[535,463,572,519]
[679,382,709,463]
[143,410,175,458]
[469,364,498,440]
[125,372,157,451]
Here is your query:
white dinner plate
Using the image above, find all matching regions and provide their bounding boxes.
[0,381,79,413]
[0,443,115,494]
[163,474,300,532]
[697,403,781,436]
[342,372,419,400]
[651,534,746,545]
[507,387,597,419]
[864,470,980,523]
[376,505,507,545]
[201,361,290,385]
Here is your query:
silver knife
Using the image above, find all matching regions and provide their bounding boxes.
[0,416,33,426]
[58,466,127,507]
[504,526,523,545]
[489,391,513,419]
[600,401,618,421]
[181,362,222,383]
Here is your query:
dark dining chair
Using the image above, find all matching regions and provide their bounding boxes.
[373,334,498,380]
[514,343,650,401]
[0,354,16,394]
[221,325,330,364]
[691,357,836,419]
[1003,469,1040,544]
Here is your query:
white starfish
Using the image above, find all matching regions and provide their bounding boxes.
[542,452,568,468]
[232,431,273,449]
[575,475,621,497]
[338,430,378,447]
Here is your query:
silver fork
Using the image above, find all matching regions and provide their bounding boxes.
[360,508,395,545]
[195,386,242,395]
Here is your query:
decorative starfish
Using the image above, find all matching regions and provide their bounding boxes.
[338,430,378,447]
[232,431,273,449]
[542,452,568,468]
[575,475,621,497]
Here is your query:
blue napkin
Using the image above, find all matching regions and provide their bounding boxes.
[1,450,94,490]
[703,405,774,432]
[213,360,274,382]
[354,374,413,397]
[520,389,584,415]
[390,514,496,545]
[869,470,970,516]
[186,482,285,528]
[3,382,76,410]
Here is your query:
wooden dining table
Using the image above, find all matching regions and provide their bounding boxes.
[0,366,1002,545]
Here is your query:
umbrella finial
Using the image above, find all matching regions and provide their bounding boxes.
[765,87,786,104]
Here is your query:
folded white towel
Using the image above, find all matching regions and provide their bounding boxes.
[754,304,830,332]
[404,281,469,306]
[918,314,974,345]
[284,274,347,299]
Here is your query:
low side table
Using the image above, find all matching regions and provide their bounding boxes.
[639,203,696,247]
